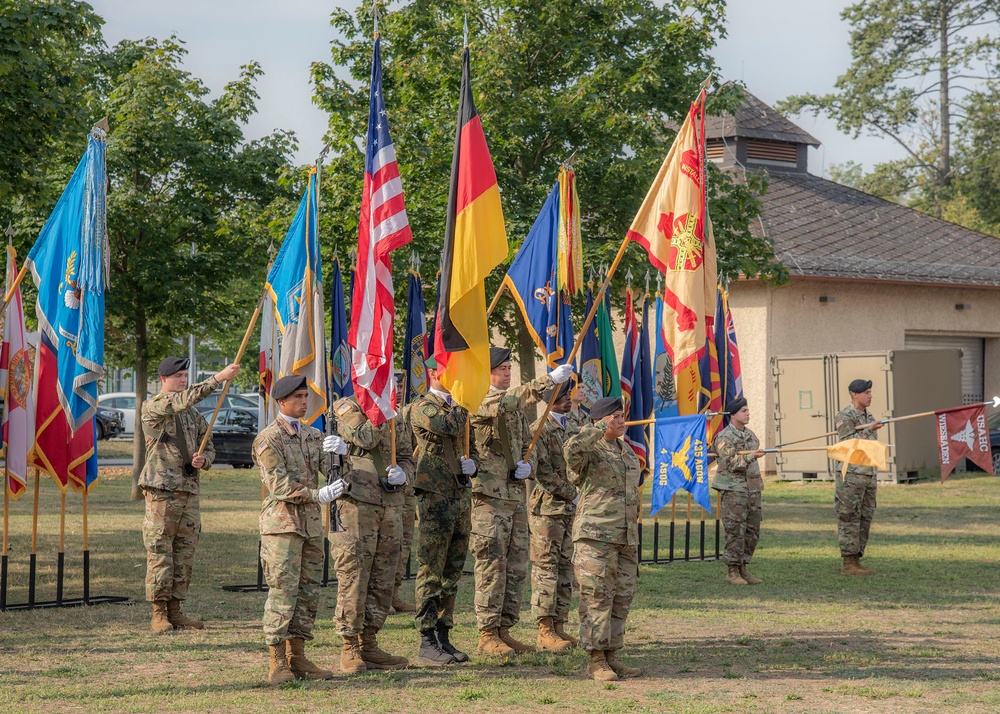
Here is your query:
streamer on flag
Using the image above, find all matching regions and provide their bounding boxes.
[556,166,583,296]
[1,245,32,499]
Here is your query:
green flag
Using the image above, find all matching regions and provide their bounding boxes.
[596,297,621,397]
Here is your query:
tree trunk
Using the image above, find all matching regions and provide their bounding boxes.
[130,309,148,501]
[937,2,951,217]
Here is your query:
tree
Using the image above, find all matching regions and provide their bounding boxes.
[778,0,1000,217]
[311,0,783,379]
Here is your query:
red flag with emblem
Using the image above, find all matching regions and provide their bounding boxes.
[935,404,992,481]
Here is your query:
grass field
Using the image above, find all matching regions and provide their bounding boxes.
[1,469,999,713]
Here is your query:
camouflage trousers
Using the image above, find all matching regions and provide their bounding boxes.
[414,490,470,631]
[529,512,575,623]
[573,539,638,652]
[142,487,200,602]
[836,472,877,557]
[393,487,417,595]
[470,494,529,631]
[330,497,402,636]
[261,532,324,646]
[719,490,762,566]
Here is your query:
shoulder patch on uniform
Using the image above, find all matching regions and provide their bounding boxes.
[835,420,844,428]
[717,439,730,450]
[335,401,354,417]
[255,441,271,457]
[421,405,439,417]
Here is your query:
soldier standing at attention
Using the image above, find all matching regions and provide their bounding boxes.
[409,357,478,665]
[139,356,240,633]
[566,377,590,430]
[329,394,412,672]
[253,375,349,684]
[564,397,642,682]
[835,379,883,576]
[391,371,418,614]
[712,397,767,586]
[529,380,579,651]
[470,347,573,656]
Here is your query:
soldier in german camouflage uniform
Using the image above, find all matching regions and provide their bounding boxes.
[410,357,478,665]
[253,375,348,684]
[529,380,579,651]
[391,395,418,614]
[329,395,412,672]
[139,356,240,633]
[469,347,573,656]
[564,397,642,682]
[834,378,884,576]
[712,397,767,586]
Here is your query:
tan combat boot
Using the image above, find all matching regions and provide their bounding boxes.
[554,620,579,646]
[268,643,295,685]
[537,617,573,652]
[360,626,409,669]
[391,596,417,614]
[477,628,515,657]
[841,555,875,576]
[167,598,205,629]
[726,565,748,585]
[340,635,367,674]
[739,564,762,585]
[856,557,877,575]
[286,637,335,679]
[587,649,618,681]
[498,626,535,654]
[605,649,641,678]
[150,601,174,633]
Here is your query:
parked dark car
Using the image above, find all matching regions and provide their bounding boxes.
[96,405,125,441]
[196,392,258,419]
[210,407,259,469]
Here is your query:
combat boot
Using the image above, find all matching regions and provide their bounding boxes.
[499,626,535,654]
[435,623,469,662]
[554,620,579,646]
[167,598,205,629]
[477,628,515,657]
[340,635,367,674]
[857,557,877,575]
[586,649,618,681]
[739,564,762,585]
[841,555,875,576]
[418,629,457,666]
[150,601,174,633]
[726,565,748,585]
[360,626,409,669]
[537,617,573,652]
[391,596,417,613]
[605,649,641,678]
[267,643,295,685]
[286,637,335,679]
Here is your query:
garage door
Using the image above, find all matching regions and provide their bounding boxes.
[903,334,984,404]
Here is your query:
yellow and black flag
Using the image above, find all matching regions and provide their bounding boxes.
[432,44,508,410]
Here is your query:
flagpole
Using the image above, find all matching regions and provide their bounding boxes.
[57,489,66,605]
[82,485,89,605]
[0,264,30,327]
[28,467,39,608]
[1,473,8,611]
[486,283,507,317]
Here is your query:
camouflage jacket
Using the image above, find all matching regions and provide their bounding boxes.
[332,396,414,507]
[138,378,219,494]
[253,417,334,537]
[711,423,763,493]
[410,391,477,499]
[528,412,578,517]
[835,404,879,477]
[471,376,552,502]
[567,409,590,430]
[565,425,641,545]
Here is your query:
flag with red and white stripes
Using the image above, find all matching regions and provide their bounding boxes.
[349,35,413,425]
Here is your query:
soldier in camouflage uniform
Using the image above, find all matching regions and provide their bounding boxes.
[139,356,240,633]
[410,357,478,665]
[834,378,884,576]
[329,395,412,672]
[391,396,418,614]
[712,397,767,586]
[567,377,590,430]
[469,347,573,656]
[253,375,348,684]
[529,380,579,651]
[564,397,642,682]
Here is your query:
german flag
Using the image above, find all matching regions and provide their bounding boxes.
[433,45,508,410]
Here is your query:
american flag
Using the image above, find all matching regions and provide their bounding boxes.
[349,35,412,425]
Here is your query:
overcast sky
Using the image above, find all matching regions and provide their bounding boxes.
[90,0,902,175]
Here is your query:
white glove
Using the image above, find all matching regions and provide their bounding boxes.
[550,363,574,384]
[460,457,477,476]
[386,465,407,486]
[317,480,347,503]
[513,460,532,479]
[323,435,348,455]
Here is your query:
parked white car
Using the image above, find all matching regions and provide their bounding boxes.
[98,392,147,437]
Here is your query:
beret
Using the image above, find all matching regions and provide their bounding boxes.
[272,374,308,401]
[424,355,438,370]
[590,396,624,421]
[490,346,512,370]
[848,379,873,394]
[725,397,748,415]
[158,357,190,377]
[542,380,572,403]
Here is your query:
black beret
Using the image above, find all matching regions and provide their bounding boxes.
[490,346,512,370]
[272,374,308,401]
[725,397,748,415]
[542,380,572,403]
[590,396,624,421]
[158,357,190,377]
[848,379,873,394]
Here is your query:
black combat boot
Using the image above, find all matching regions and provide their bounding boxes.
[418,629,457,666]
[435,623,470,662]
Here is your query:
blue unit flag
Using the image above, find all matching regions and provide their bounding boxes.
[651,414,710,517]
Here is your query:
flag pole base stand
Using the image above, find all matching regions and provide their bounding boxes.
[221,583,270,593]
[0,595,131,612]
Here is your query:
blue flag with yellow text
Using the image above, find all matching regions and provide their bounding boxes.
[651,414,710,516]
